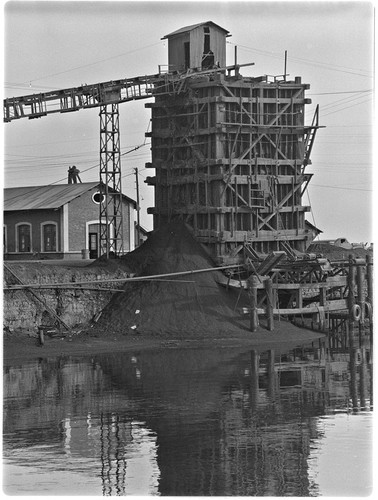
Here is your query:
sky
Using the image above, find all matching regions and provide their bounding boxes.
[2,0,375,243]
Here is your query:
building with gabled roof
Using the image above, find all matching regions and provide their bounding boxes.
[162,21,230,39]
[3,183,136,260]
[161,21,230,73]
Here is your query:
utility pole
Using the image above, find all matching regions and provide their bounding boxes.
[135,167,141,247]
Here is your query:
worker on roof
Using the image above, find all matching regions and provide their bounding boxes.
[68,165,82,184]
[72,166,82,183]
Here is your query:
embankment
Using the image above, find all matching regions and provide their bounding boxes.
[3,262,131,333]
[3,222,326,357]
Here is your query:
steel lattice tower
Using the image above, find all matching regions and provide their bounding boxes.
[99,104,124,257]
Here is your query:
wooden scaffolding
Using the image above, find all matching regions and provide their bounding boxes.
[146,71,318,264]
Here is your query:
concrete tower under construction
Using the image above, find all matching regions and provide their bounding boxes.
[146,21,319,264]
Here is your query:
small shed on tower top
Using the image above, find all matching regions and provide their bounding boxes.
[162,21,230,72]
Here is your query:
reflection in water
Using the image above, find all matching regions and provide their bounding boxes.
[3,337,373,496]
[308,412,372,496]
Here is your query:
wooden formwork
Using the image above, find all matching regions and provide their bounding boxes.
[146,71,319,264]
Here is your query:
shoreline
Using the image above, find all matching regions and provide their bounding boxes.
[3,322,325,364]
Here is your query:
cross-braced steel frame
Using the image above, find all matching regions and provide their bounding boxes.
[99,104,124,257]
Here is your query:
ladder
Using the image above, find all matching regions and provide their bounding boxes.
[303,105,319,168]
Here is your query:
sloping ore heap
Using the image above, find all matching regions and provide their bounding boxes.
[97,222,249,337]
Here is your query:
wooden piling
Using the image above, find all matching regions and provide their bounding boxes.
[264,278,274,331]
[250,350,260,408]
[348,256,356,310]
[366,253,374,350]
[341,319,347,349]
[359,347,367,409]
[349,347,359,410]
[356,262,365,339]
[348,256,356,348]
[38,327,45,346]
[319,287,326,306]
[345,320,350,349]
[247,275,260,332]
[366,253,373,304]
[267,349,275,397]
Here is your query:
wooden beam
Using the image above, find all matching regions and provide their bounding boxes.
[5,264,243,290]
[241,298,348,316]
[217,274,347,290]
[257,176,305,229]
[266,88,304,127]
[219,82,258,125]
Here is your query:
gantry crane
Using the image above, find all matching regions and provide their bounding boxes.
[3,66,245,257]
[4,73,167,257]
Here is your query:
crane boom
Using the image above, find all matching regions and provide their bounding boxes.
[3,63,254,122]
[3,73,164,122]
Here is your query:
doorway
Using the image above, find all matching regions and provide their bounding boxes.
[184,42,190,69]
[89,232,98,259]
[89,233,98,259]
[88,223,100,259]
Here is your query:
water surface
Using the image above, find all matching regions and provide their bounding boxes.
[3,338,373,496]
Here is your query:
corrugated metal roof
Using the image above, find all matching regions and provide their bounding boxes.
[4,183,137,211]
[162,21,229,39]
[4,183,99,211]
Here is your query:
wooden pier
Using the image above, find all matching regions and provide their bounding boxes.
[218,252,373,338]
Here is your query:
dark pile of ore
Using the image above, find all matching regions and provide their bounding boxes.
[96,221,250,337]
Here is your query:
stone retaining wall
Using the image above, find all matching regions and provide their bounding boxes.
[3,263,129,333]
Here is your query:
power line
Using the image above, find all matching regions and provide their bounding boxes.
[231,42,372,77]
[310,184,372,192]
[308,89,373,95]
[4,143,151,169]
[321,97,373,117]
[15,42,162,86]
[320,92,372,110]
[4,142,150,203]
[306,91,373,116]
[4,82,61,92]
